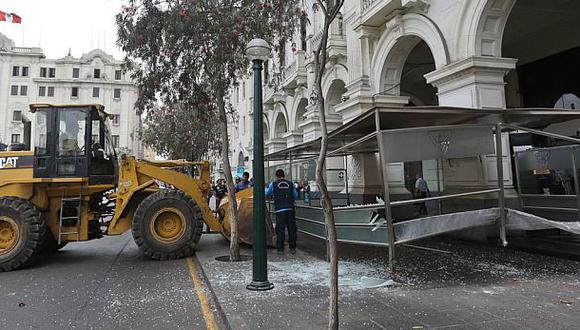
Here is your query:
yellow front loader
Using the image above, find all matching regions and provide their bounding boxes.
[0,104,261,271]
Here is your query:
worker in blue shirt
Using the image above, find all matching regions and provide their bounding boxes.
[265,169,299,254]
[235,172,252,192]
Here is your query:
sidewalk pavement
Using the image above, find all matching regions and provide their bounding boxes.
[194,233,580,329]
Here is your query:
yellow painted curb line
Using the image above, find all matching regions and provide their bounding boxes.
[187,257,217,330]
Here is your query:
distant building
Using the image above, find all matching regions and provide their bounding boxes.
[0,32,142,157]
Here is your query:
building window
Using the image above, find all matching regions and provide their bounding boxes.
[264,60,269,85]
[20,86,28,96]
[38,86,46,97]
[112,114,121,126]
[114,88,121,99]
[115,70,122,80]
[94,69,101,79]
[10,85,18,96]
[71,87,79,98]
[11,134,20,144]
[92,87,100,98]
[22,67,29,77]
[12,66,19,76]
[242,82,246,99]
[47,87,55,97]
[300,15,308,51]
[112,135,120,148]
[12,110,22,122]
[73,68,80,78]
[40,67,47,78]
[48,68,56,78]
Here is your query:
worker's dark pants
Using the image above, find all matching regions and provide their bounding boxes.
[275,211,297,251]
[416,191,428,215]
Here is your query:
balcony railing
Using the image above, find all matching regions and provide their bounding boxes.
[308,30,346,58]
[362,0,380,11]
[309,31,324,52]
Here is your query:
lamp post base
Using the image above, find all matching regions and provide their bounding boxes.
[246,280,274,291]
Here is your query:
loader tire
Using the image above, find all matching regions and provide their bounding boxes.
[132,190,203,260]
[0,197,45,272]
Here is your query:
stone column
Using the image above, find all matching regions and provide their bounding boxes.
[335,21,381,122]
[425,56,517,189]
[425,56,517,109]
[283,131,303,148]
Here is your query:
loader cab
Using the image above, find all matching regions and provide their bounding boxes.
[30,104,118,184]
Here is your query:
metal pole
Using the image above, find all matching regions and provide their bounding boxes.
[375,111,396,272]
[571,150,580,222]
[344,155,350,205]
[289,152,293,181]
[436,158,442,215]
[496,124,507,247]
[247,59,273,291]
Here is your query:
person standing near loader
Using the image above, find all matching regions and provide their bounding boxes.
[235,172,252,192]
[266,169,299,254]
[213,179,227,205]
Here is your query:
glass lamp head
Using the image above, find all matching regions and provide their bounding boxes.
[246,38,271,62]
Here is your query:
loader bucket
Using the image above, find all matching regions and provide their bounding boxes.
[218,187,276,247]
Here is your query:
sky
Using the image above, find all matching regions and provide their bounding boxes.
[0,0,127,60]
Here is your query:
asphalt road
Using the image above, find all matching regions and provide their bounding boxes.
[0,233,215,330]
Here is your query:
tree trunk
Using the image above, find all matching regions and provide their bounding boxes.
[216,89,241,261]
[313,7,340,328]
[315,86,339,330]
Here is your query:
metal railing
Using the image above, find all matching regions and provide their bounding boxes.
[330,188,502,212]
[11,46,43,54]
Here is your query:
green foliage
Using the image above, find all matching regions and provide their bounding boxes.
[141,102,221,160]
[116,0,301,161]
[116,0,301,111]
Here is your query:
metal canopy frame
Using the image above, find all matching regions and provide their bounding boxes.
[265,106,580,162]
[264,106,580,268]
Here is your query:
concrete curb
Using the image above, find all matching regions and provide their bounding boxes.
[192,253,232,330]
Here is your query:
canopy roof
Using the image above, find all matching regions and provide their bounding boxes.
[266,106,580,161]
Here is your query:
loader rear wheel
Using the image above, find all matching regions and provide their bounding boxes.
[132,190,203,260]
[0,197,44,272]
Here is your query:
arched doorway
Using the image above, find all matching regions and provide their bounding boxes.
[273,113,287,139]
[377,35,438,106]
[325,80,347,116]
[237,151,245,167]
[501,0,580,109]
[294,98,308,130]
[263,122,269,141]
[400,40,438,106]
[500,0,580,137]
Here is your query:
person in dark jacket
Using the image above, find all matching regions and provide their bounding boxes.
[265,169,299,254]
[213,179,227,205]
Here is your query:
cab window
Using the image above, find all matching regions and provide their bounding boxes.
[58,109,86,156]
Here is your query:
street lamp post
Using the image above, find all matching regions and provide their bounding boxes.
[246,39,274,291]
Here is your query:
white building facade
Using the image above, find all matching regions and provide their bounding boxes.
[226,0,579,199]
[0,32,142,157]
